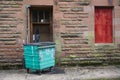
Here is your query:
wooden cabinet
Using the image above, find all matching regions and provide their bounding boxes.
[30,6,53,42]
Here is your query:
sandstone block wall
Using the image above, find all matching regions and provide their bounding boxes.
[53,0,120,65]
[0,0,120,66]
[0,0,25,66]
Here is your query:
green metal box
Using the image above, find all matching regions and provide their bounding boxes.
[23,42,55,73]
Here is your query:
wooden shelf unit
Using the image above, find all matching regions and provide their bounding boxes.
[30,6,53,42]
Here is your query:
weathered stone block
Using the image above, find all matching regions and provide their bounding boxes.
[71,7,83,12]
[77,1,90,5]
[61,33,82,37]
[0,14,10,18]
[59,0,73,2]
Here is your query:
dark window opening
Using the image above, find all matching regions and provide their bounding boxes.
[39,10,44,22]
[45,11,50,22]
[32,10,38,22]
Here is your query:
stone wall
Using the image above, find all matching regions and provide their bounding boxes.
[54,0,92,63]
[62,1,91,56]
[0,0,120,67]
[0,0,25,66]
[53,0,120,65]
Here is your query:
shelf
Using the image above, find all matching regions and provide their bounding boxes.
[32,22,50,25]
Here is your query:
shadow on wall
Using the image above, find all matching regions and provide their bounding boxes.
[119,0,120,6]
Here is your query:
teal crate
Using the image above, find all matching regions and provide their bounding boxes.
[23,42,55,72]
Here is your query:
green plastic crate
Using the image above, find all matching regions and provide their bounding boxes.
[24,42,55,71]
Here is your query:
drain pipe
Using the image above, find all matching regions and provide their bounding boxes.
[26,4,31,44]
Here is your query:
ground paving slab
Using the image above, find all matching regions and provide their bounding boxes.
[0,66,120,80]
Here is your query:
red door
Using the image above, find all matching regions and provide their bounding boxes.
[95,7,113,43]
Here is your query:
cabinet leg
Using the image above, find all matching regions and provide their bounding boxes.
[27,69,30,73]
[49,66,54,72]
[38,70,41,75]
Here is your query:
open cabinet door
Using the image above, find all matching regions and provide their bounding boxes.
[95,7,113,43]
